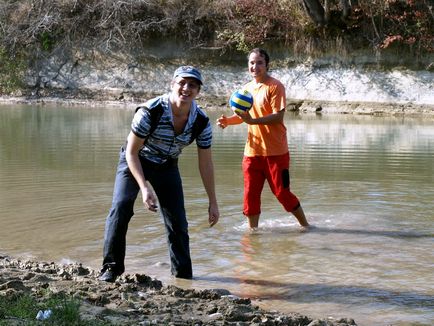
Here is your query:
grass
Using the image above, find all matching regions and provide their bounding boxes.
[0,47,26,94]
[0,293,111,325]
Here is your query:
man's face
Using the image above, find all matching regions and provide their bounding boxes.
[171,77,201,103]
[248,52,268,81]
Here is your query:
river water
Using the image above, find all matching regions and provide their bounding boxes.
[0,104,433,326]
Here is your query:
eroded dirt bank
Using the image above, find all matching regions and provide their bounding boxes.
[1,90,433,117]
[0,256,357,325]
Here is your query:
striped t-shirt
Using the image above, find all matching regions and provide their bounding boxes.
[131,94,212,164]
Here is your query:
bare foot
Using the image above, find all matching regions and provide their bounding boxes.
[249,227,259,233]
[300,224,315,232]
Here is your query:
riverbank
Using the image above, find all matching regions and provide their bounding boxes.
[1,92,433,116]
[0,255,357,325]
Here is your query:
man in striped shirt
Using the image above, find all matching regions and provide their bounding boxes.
[100,66,220,282]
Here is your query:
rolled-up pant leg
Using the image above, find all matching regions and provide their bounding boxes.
[147,166,192,279]
[102,152,139,275]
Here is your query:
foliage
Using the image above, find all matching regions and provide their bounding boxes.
[0,0,219,52]
[0,293,36,321]
[0,47,26,94]
[0,293,110,325]
[214,0,307,51]
[379,0,434,52]
[0,0,432,57]
[292,0,434,53]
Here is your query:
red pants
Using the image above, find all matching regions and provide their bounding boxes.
[242,153,300,216]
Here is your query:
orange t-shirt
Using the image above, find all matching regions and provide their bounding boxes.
[243,76,288,157]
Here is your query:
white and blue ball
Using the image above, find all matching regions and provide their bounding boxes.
[229,89,253,114]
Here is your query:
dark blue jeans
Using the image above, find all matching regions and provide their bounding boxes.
[102,150,192,278]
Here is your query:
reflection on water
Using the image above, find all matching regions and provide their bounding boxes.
[0,104,433,326]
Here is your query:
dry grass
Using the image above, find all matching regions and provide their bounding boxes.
[0,0,432,56]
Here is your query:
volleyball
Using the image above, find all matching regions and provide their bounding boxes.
[229,89,253,114]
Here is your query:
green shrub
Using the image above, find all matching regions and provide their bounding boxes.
[0,47,26,94]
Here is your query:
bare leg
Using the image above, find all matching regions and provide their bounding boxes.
[291,205,310,228]
[247,214,260,230]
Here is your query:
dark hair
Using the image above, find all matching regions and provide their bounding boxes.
[248,48,270,69]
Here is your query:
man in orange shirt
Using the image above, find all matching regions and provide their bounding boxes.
[217,48,310,230]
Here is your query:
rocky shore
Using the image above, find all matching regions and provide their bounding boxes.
[0,256,357,325]
[1,90,433,117]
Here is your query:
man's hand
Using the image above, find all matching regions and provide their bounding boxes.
[234,109,253,124]
[208,203,219,227]
[216,115,228,129]
[142,184,158,212]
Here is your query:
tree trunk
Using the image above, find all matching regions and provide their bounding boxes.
[302,0,326,26]
[341,0,351,19]
[302,0,357,26]
[324,0,331,23]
